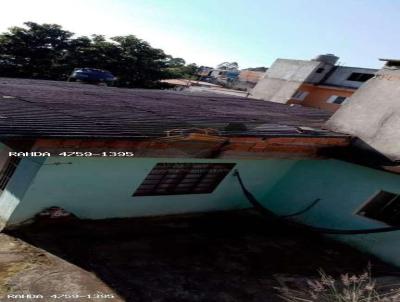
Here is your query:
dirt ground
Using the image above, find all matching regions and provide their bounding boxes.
[2,210,400,302]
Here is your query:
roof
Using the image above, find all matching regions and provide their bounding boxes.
[379,58,400,68]
[0,78,341,139]
[379,58,400,62]
[161,79,221,88]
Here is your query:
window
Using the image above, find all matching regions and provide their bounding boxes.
[316,68,325,73]
[347,73,374,82]
[133,163,235,196]
[292,90,309,101]
[357,191,400,226]
[326,95,348,105]
[385,60,400,68]
[0,157,21,192]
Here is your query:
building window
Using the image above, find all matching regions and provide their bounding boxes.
[133,163,236,196]
[0,157,21,192]
[326,95,348,105]
[385,60,400,68]
[357,191,400,226]
[347,73,374,82]
[292,90,309,101]
[316,68,325,73]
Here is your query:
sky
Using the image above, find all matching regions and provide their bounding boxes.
[0,0,398,69]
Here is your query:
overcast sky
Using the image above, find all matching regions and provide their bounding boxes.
[0,0,398,69]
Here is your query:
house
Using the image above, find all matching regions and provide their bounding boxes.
[199,68,265,91]
[238,69,266,83]
[197,66,214,78]
[1,78,400,268]
[234,69,266,91]
[251,54,377,112]
[208,69,240,86]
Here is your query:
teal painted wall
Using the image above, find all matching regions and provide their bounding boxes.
[263,159,400,267]
[6,157,297,226]
[4,155,400,267]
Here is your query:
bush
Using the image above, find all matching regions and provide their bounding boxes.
[276,266,400,302]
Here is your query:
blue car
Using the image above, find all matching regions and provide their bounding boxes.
[68,68,116,86]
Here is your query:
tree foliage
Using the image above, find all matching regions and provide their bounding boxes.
[0,22,198,87]
[163,56,198,80]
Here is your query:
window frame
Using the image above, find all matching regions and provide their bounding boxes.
[0,156,21,193]
[292,90,309,101]
[326,95,348,105]
[347,72,374,82]
[355,190,400,226]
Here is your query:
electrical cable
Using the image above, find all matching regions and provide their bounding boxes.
[233,170,400,235]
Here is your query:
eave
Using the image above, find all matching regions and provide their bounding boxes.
[2,134,351,160]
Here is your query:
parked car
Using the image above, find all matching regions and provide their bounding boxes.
[68,68,116,86]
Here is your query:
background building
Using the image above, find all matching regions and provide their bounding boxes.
[252,54,377,112]
[234,69,266,90]
[197,66,266,91]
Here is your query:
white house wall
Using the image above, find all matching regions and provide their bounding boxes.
[326,67,400,160]
[251,59,322,103]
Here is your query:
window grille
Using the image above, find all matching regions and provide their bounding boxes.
[0,157,21,192]
[133,163,235,196]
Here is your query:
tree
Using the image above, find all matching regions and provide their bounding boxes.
[66,35,122,72]
[0,22,74,79]
[164,61,199,79]
[110,35,168,87]
[164,56,186,68]
[0,22,193,88]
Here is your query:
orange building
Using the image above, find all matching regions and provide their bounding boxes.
[252,55,377,112]
[288,83,355,112]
